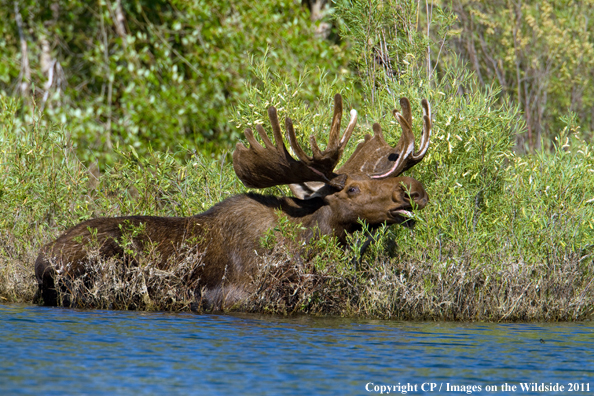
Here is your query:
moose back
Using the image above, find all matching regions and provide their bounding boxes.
[35,94,432,309]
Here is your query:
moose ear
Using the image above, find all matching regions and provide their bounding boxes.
[290,175,347,200]
[290,182,327,200]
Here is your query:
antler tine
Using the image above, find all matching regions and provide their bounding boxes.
[254,124,274,149]
[400,97,413,132]
[370,110,415,179]
[305,93,346,157]
[337,97,431,179]
[243,127,263,151]
[327,93,343,149]
[410,99,431,161]
[328,94,357,152]
[267,106,287,153]
[286,93,357,170]
[309,135,324,159]
[340,109,358,147]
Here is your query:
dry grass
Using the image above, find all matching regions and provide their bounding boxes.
[237,241,594,321]
[1,230,592,321]
[0,232,38,304]
[355,251,594,321]
[241,246,359,316]
[47,243,207,311]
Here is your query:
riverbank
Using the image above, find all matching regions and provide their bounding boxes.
[2,221,592,321]
[1,93,593,321]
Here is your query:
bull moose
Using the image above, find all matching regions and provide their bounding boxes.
[35,94,432,309]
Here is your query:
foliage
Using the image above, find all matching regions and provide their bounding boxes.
[0,94,241,303]
[1,0,348,162]
[4,0,594,161]
[442,0,594,150]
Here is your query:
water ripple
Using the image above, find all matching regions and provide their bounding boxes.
[0,304,592,395]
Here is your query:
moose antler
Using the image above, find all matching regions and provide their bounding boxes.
[337,98,431,178]
[233,94,357,188]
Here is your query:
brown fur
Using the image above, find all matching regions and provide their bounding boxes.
[35,175,427,309]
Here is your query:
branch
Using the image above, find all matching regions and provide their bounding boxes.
[106,0,128,50]
[14,1,31,100]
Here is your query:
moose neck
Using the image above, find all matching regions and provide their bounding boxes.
[282,197,360,245]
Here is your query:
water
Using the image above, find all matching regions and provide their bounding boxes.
[1,304,592,395]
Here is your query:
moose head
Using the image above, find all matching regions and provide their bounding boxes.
[233,94,431,240]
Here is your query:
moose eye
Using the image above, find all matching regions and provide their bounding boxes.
[347,186,360,195]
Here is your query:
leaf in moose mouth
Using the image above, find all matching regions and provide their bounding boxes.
[393,209,414,218]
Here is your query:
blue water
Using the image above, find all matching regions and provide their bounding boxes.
[1,304,593,395]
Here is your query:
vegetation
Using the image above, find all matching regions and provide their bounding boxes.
[1,0,593,320]
[449,0,594,151]
[2,0,348,160]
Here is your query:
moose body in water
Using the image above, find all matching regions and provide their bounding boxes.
[35,94,432,309]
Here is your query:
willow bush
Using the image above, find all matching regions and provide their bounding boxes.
[0,95,241,304]
[448,0,594,151]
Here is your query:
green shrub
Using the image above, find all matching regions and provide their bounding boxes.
[449,0,594,149]
[0,94,241,303]
[1,0,348,161]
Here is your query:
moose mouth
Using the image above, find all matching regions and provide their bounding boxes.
[389,208,416,228]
